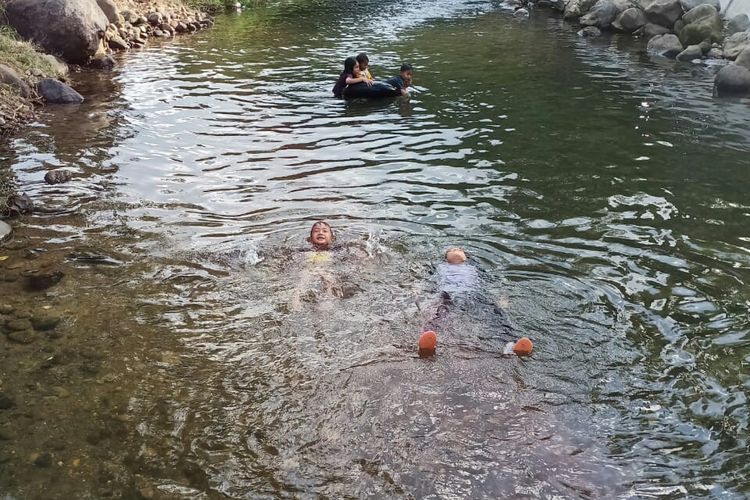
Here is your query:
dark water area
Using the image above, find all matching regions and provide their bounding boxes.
[1,0,749,497]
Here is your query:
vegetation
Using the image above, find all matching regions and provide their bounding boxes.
[184,0,264,13]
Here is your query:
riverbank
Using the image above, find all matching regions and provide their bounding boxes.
[0,0,215,136]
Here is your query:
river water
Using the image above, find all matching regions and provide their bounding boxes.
[1,0,749,498]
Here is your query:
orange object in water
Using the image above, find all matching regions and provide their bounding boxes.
[418,330,437,356]
[513,337,534,356]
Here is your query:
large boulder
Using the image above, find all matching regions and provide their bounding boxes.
[37,79,84,104]
[678,5,722,46]
[96,0,119,24]
[564,0,599,19]
[736,48,750,70]
[676,44,703,60]
[644,0,683,27]
[647,33,684,56]
[0,64,32,98]
[714,63,750,96]
[613,7,647,31]
[580,0,621,28]
[679,0,720,11]
[5,0,108,64]
[723,31,750,60]
[635,22,672,38]
[727,14,750,35]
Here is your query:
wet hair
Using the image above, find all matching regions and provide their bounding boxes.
[343,56,357,75]
[400,63,413,73]
[356,53,369,66]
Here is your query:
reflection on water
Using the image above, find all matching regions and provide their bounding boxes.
[1,0,749,497]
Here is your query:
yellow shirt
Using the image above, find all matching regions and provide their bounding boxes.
[362,68,372,80]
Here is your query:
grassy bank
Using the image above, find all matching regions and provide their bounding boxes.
[0,25,65,135]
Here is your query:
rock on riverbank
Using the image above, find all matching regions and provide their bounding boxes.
[511,0,750,98]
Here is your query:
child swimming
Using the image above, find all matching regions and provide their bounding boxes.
[332,56,373,98]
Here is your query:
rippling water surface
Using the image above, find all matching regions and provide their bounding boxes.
[1,0,749,498]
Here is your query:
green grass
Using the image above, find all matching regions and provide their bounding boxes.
[0,26,63,79]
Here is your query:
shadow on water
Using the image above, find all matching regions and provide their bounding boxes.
[1,0,749,497]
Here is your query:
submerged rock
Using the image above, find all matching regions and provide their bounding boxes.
[37,79,84,104]
[6,318,32,331]
[23,270,64,291]
[5,0,108,64]
[0,393,14,410]
[8,330,35,344]
[31,314,61,331]
[644,0,683,27]
[714,63,750,96]
[578,26,603,36]
[90,55,116,70]
[647,33,684,57]
[4,193,33,216]
[613,7,648,32]
[564,0,599,19]
[635,22,672,38]
[44,170,73,185]
[514,8,530,17]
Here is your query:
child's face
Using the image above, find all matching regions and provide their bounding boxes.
[352,65,361,77]
[358,60,368,71]
[309,223,333,249]
[401,70,413,86]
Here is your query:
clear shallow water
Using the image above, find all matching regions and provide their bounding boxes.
[1,0,749,497]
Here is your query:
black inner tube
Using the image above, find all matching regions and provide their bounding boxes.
[343,82,400,99]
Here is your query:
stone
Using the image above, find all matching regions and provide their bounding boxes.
[724,32,750,60]
[647,33,684,57]
[175,22,189,33]
[728,14,750,35]
[679,0,719,11]
[0,220,11,244]
[31,315,61,331]
[635,22,672,38]
[0,64,32,98]
[564,0,599,19]
[612,0,636,11]
[0,304,14,314]
[6,318,32,331]
[0,393,14,410]
[41,55,68,76]
[159,23,176,35]
[122,10,138,24]
[33,452,52,467]
[580,0,620,28]
[4,193,33,216]
[0,427,16,440]
[613,7,647,32]
[706,47,723,58]
[108,34,129,51]
[44,170,73,185]
[736,48,750,70]
[678,5,722,46]
[513,8,530,17]
[23,270,64,291]
[644,0,683,27]
[90,55,116,70]
[96,0,119,24]
[147,12,163,25]
[37,79,84,104]
[714,63,750,96]
[5,0,108,64]
[578,26,603,36]
[676,44,703,60]
[8,330,35,343]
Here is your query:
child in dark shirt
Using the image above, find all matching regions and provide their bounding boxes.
[385,63,414,96]
[332,56,373,98]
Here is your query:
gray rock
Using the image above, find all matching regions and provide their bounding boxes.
[724,31,750,60]
[7,330,35,344]
[678,5,722,46]
[44,170,73,185]
[727,14,750,35]
[612,0,637,11]
[96,0,119,24]
[147,12,163,25]
[37,79,84,104]
[706,47,723,58]
[5,0,107,64]
[679,0,719,11]
[714,63,750,96]
[513,8,530,17]
[4,193,33,216]
[578,26,603,36]
[647,33,684,57]
[613,7,648,32]
[90,55,116,70]
[580,0,620,28]
[635,22,672,38]
[175,22,188,33]
[564,0,599,19]
[0,220,11,244]
[0,393,14,410]
[676,44,703,60]
[6,318,32,331]
[108,34,129,50]
[736,48,750,70]
[0,64,32,98]
[644,0,683,27]
[121,10,138,24]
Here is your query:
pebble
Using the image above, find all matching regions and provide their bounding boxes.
[31,315,61,331]
[6,318,32,331]
[0,393,14,409]
[8,330,35,344]
[32,451,53,467]
[0,304,14,314]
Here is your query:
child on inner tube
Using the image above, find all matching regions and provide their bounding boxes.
[332,56,374,98]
